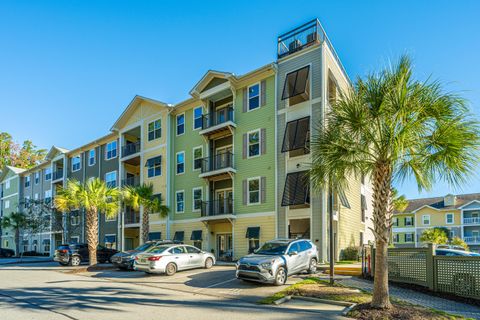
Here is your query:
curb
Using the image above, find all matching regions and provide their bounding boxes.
[292,295,355,307]
[273,295,292,305]
[0,259,53,265]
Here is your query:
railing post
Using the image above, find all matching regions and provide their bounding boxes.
[426,243,435,291]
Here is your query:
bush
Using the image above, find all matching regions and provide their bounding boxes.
[341,246,360,261]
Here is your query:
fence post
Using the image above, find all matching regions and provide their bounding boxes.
[426,243,435,291]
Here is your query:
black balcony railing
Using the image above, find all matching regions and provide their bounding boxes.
[122,176,140,187]
[125,210,140,224]
[122,141,141,158]
[201,198,234,217]
[52,170,63,181]
[201,106,234,130]
[200,152,234,174]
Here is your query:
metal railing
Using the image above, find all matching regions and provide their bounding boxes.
[122,141,141,157]
[277,19,350,85]
[201,198,234,217]
[464,236,480,244]
[201,106,234,130]
[463,217,480,224]
[52,170,63,181]
[122,176,140,187]
[200,152,234,173]
[124,210,140,224]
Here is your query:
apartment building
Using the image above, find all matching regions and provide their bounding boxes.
[0,19,371,261]
[392,193,480,252]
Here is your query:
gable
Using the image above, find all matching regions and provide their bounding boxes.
[460,201,480,210]
[202,78,229,92]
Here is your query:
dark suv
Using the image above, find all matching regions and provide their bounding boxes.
[54,243,118,266]
[0,248,15,258]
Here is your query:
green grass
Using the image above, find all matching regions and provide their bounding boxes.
[257,278,323,304]
[336,260,360,264]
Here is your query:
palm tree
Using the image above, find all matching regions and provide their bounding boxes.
[0,211,27,256]
[123,183,169,243]
[392,188,408,213]
[310,55,479,309]
[55,178,120,265]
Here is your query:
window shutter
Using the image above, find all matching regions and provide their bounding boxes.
[243,88,248,112]
[260,80,266,106]
[243,179,248,205]
[261,176,266,203]
[261,128,266,155]
[243,133,247,159]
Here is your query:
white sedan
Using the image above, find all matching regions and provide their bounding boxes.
[134,244,216,275]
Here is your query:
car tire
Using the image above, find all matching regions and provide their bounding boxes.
[204,258,214,269]
[165,262,177,276]
[274,266,287,286]
[69,255,81,266]
[307,258,317,274]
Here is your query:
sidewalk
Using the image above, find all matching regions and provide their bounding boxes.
[338,277,480,320]
[0,256,53,265]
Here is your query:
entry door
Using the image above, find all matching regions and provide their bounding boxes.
[217,234,233,261]
[216,189,232,215]
[215,146,233,169]
[124,238,134,251]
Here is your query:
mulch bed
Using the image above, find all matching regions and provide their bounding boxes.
[348,303,461,320]
[61,265,115,274]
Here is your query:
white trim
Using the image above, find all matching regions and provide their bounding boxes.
[105,140,118,161]
[192,106,204,131]
[147,118,162,141]
[5,179,10,189]
[175,190,185,214]
[4,200,10,209]
[1,192,19,200]
[176,113,185,136]
[445,212,454,224]
[247,82,261,112]
[70,236,80,244]
[170,211,275,225]
[88,149,96,166]
[412,205,441,213]
[71,155,82,172]
[71,213,80,226]
[192,145,203,171]
[34,172,40,185]
[458,200,480,209]
[247,176,261,205]
[146,155,162,178]
[422,214,431,226]
[105,170,117,188]
[104,233,117,244]
[247,129,261,159]
[176,151,185,175]
[192,187,203,212]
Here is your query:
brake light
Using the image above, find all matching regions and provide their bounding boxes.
[148,256,162,261]
[135,256,139,260]
[59,249,68,253]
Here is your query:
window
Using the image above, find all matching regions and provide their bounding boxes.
[361,194,367,222]
[148,232,162,241]
[169,246,186,254]
[24,196,30,208]
[173,231,184,242]
[193,146,203,170]
[192,187,202,212]
[43,240,50,253]
[248,178,260,205]
[25,176,30,188]
[176,152,185,174]
[176,191,184,213]
[45,168,52,181]
[106,141,117,160]
[70,236,79,244]
[393,234,400,243]
[176,113,185,135]
[146,156,162,178]
[34,193,38,200]
[246,227,260,253]
[72,156,81,172]
[281,116,310,155]
[422,215,430,226]
[71,212,80,226]
[281,171,310,206]
[405,216,414,226]
[104,235,116,249]
[190,230,202,248]
[288,242,300,254]
[22,240,29,252]
[148,119,162,141]
[248,130,260,158]
[5,180,10,189]
[282,65,310,106]
[4,200,9,209]
[193,106,203,130]
[45,190,52,204]
[449,230,455,238]
[248,83,260,111]
[35,172,40,185]
[105,171,117,188]
[88,149,96,166]
[405,233,414,242]
[446,213,454,224]
[393,217,399,227]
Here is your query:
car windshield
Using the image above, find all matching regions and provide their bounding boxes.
[256,242,288,255]
[135,243,154,252]
[146,246,170,254]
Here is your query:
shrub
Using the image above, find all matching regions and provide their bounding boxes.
[341,246,360,261]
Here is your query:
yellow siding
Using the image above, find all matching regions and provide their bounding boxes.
[142,147,167,198]
[233,215,276,259]
[170,221,208,250]
[149,223,167,238]
[415,207,461,227]
[337,174,364,252]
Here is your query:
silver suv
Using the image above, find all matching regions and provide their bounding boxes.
[236,239,318,285]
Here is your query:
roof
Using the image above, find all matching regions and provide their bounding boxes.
[0,165,26,182]
[46,146,69,160]
[66,132,117,156]
[395,193,480,214]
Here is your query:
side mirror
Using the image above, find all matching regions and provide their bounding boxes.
[289,251,298,256]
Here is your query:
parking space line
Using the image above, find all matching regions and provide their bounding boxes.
[193,278,238,293]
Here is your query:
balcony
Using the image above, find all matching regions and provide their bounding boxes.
[463,217,480,225]
[199,106,236,137]
[201,199,235,221]
[464,236,480,244]
[122,141,141,158]
[199,152,236,180]
[122,176,140,187]
[52,170,63,182]
[125,210,140,225]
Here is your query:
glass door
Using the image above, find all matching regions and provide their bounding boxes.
[217,234,233,261]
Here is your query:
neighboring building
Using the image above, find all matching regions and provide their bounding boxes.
[0,19,371,261]
[392,193,480,252]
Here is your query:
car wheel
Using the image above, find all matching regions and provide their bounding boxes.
[204,257,214,269]
[308,258,317,274]
[69,256,81,266]
[274,266,287,286]
[165,262,177,276]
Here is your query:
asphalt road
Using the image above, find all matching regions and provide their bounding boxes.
[0,262,348,320]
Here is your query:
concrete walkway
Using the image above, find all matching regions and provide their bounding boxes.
[338,277,480,320]
[0,256,53,265]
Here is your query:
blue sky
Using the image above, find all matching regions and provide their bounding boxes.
[1,1,479,199]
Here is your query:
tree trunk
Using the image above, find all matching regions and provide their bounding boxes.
[371,163,393,309]
[15,228,20,257]
[85,208,99,266]
[141,209,149,244]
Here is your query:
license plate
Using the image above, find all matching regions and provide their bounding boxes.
[141,259,146,263]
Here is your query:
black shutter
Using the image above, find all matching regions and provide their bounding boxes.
[245,227,260,239]
[281,171,310,206]
[281,116,310,152]
[190,230,203,241]
[173,231,184,242]
[281,66,310,100]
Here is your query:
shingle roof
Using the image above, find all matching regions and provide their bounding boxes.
[395,193,480,214]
